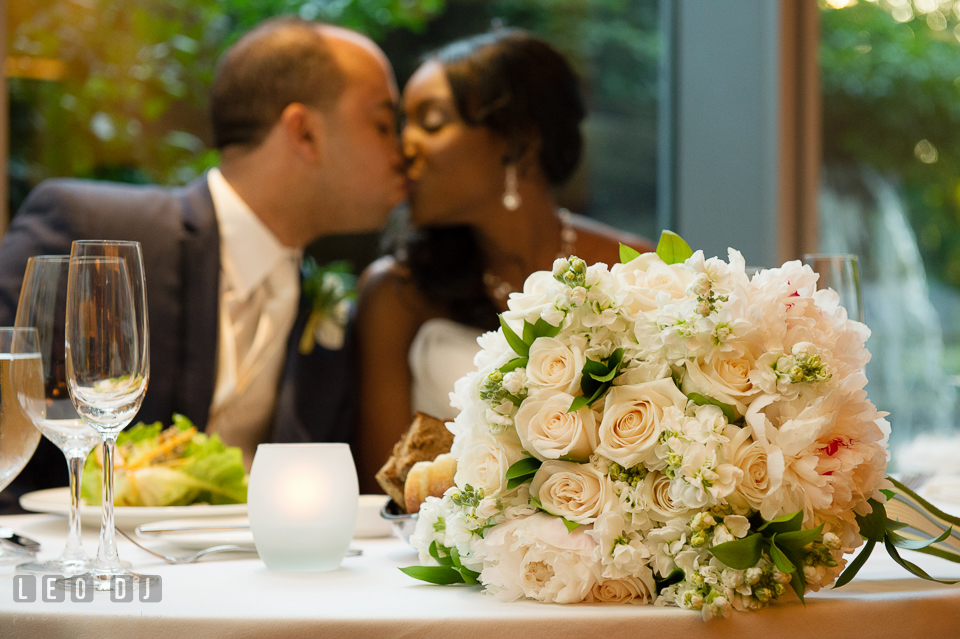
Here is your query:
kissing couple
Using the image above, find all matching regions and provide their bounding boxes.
[0,17,653,504]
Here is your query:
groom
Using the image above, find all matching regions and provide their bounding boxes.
[0,18,405,502]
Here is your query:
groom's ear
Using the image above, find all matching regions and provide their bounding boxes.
[278,102,327,164]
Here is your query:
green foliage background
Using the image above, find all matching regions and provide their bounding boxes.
[821,1,960,287]
[8,0,660,240]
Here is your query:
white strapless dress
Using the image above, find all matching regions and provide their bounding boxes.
[408,318,484,421]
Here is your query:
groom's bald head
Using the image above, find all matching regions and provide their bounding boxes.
[210,18,347,150]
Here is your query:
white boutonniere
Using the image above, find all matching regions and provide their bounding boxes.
[298,258,356,354]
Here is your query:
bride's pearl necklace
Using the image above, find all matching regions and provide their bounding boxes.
[483,209,577,303]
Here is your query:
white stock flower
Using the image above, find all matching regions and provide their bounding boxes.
[514,391,598,462]
[586,512,650,574]
[645,517,692,576]
[595,378,688,467]
[526,336,586,395]
[530,461,615,524]
[502,369,527,395]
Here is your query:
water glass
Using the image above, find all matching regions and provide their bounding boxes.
[803,253,865,323]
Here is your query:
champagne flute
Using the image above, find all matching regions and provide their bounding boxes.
[0,328,43,565]
[802,253,865,323]
[14,256,98,574]
[64,241,150,592]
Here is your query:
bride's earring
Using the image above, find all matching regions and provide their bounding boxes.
[503,163,521,211]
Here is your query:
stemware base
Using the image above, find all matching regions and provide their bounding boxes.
[57,568,159,593]
[0,544,36,566]
[17,557,91,575]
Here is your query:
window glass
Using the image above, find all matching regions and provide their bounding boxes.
[8,0,661,254]
[820,0,960,467]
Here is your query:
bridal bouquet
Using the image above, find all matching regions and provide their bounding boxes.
[402,232,958,618]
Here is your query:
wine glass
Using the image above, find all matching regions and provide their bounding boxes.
[802,253,865,323]
[14,256,98,574]
[64,241,150,592]
[0,327,43,565]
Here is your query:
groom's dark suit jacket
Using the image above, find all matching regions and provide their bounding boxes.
[0,176,357,509]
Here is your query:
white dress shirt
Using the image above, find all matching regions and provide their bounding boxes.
[205,168,302,467]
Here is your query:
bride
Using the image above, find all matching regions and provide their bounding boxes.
[354,29,654,492]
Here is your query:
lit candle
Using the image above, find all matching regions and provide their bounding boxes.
[248,443,358,572]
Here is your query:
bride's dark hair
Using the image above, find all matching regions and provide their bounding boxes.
[393,29,586,330]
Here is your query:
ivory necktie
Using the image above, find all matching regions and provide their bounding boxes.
[207,255,300,467]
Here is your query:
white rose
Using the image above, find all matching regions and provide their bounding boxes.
[526,337,585,395]
[727,427,785,516]
[640,472,693,523]
[587,571,656,604]
[613,253,696,317]
[514,391,598,462]
[595,378,688,467]
[680,356,757,416]
[455,431,525,497]
[530,461,614,524]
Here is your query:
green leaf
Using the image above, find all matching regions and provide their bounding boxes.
[883,537,959,585]
[459,566,481,585]
[531,317,561,340]
[620,244,643,264]
[789,569,807,605]
[776,524,825,552]
[568,395,590,412]
[428,541,453,566]
[506,475,535,490]
[654,567,684,592]
[589,367,620,383]
[562,518,581,533]
[499,357,528,373]
[885,519,909,532]
[522,320,535,345]
[888,527,953,551]
[505,457,543,480]
[758,510,804,535]
[655,230,693,265]
[399,566,466,585]
[499,315,529,357]
[855,499,888,542]
[833,540,876,589]
[687,392,737,423]
[768,538,796,574]
[708,533,763,569]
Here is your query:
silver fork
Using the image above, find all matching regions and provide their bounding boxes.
[116,526,256,564]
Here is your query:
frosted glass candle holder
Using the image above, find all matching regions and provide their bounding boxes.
[248,443,359,572]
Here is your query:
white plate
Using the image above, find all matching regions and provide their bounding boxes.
[19,487,247,529]
[19,488,393,538]
[137,516,255,551]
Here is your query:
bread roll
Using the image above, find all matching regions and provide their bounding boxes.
[404,453,457,514]
[375,412,454,509]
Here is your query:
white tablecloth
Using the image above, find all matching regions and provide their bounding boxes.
[0,513,959,639]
